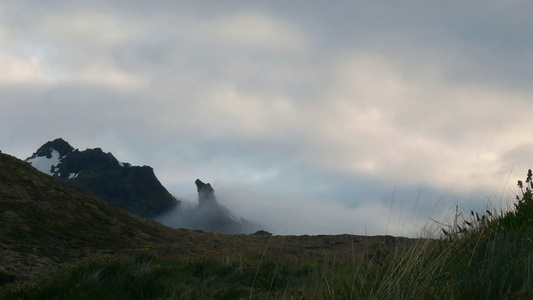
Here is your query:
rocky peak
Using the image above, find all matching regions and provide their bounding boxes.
[33,138,74,159]
[195,179,217,206]
[58,147,122,175]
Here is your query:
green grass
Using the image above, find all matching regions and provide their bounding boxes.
[3,171,533,299]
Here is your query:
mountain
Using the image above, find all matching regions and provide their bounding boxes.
[156,179,263,234]
[25,138,178,219]
[25,138,264,234]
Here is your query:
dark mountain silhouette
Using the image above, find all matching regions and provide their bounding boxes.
[25,138,264,234]
[26,138,178,219]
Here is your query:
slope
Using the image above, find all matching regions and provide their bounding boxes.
[0,150,411,291]
[0,151,185,282]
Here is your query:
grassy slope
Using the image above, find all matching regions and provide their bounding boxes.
[0,151,185,281]
[0,152,412,298]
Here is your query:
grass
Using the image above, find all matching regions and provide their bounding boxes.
[3,170,533,299]
[0,242,397,299]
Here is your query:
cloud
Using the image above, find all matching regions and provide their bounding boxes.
[306,51,529,193]
[216,179,465,237]
[0,53,49,83]
[0,1,532,236]
[210,11,307,54]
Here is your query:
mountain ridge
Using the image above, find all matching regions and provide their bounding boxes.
[24,138,264,234]
[26,138,178,219]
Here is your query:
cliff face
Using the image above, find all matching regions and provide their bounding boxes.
[195,179,217,206]
[26,138,178,219]
[191,179,240,233]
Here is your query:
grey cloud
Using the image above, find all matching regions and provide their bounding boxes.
[1,1,532,235]
[500,144,533,187]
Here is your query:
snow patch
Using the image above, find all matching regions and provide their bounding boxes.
[118,161,131,167]
[27,150,61,175]
[68,170,83,179]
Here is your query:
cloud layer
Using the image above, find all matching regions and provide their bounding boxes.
[1,1,532,235]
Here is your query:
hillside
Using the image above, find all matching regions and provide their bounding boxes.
[0,151,407,288]
[0,151,181,282]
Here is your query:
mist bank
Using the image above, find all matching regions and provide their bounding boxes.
[156,179,265,234]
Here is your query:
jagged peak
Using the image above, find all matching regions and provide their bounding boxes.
[195,179,217,205]
[32,138,75,159]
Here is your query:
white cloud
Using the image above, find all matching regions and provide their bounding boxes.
[202,85,300,137]
[303,52,532,193]
[74,62,146,89]
[40,11,141,47]
[211,11,307,54]
[0,53,49,83]
[218,186,452,237]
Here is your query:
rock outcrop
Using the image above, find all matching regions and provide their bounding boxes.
[156,179,264,234]
[195,179,216,206]
[32,138,75,158]
[251,230,273,236]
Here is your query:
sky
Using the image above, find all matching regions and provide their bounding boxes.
[1,1,533,236]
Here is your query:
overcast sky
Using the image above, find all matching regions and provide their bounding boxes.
[1,1,532,236]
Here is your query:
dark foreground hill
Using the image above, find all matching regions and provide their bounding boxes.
[0,151,186,282]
